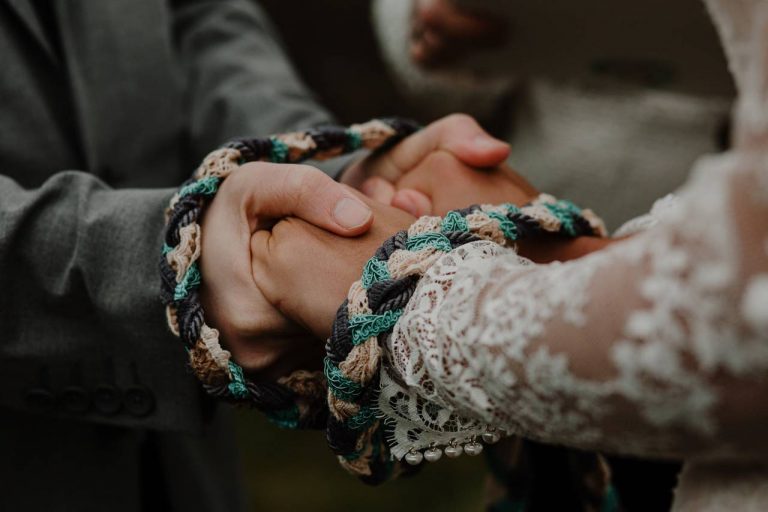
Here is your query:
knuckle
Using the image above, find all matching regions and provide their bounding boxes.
[232,162,263,183]
[292,166,319,205]
[221,165,247,191]
[443,112,477,130]
[424,149,458,172]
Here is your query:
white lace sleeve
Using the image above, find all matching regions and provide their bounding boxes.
[378,1,768,462]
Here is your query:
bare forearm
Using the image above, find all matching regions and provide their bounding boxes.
[517,235,622,263]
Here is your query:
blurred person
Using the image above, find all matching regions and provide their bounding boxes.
[371,0,736,230]
[367,1,736,508]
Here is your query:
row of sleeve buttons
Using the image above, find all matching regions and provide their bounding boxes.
[23,362,156,418]
[25,384,155,417]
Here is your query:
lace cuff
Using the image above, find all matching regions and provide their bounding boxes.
[379,242,526,459]
[324,197,606,481]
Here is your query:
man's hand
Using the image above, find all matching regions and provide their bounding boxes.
[248,189,617,343]
[344,114,538,216]
[199,162,374,377]
[410,0,508,68]
[251,196,415,340]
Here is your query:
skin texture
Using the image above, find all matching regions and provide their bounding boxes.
[202,114,616,376]
[198,114,511,377]
[249,150,612,343]
[345,113,524,217]
[363,150,537,217]
[199,163,372,377]
[251,195,415,340]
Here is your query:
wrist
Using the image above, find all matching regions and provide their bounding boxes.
[324,196,607,478]
[516,235,616,263]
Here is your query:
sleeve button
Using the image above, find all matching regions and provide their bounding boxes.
[24,388,56,413]
[93,385,122,416]
[60,386,90,414]
[124,385,155,417]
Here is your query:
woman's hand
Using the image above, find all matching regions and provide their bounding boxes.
[369,150,538,217]
[359,145,539,217]
[250,193,415,340]
[410,0,508,68]
[343,114,537,217]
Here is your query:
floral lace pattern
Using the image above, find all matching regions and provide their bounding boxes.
[378,0,768,465]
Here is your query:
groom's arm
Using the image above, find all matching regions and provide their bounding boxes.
[0,0,363,432]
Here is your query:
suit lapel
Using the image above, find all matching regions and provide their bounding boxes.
[6,0,58,63]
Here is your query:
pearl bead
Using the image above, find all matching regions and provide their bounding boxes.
[424,447,442,462]
[404,450,424,465]
[482,431,501,444]
[444,444,463,458]
[464,442,483,456]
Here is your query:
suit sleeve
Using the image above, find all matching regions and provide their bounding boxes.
[0,0,355,430]
[0,172,209,431]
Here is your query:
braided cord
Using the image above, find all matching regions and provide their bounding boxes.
[160,118,420,429]
[160,115,614,502]
[325,199,606,483]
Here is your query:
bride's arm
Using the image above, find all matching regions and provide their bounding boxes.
[378,4,768,460]
[381,150,768,460]
[250,3,768,463]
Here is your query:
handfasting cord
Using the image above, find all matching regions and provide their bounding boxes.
[325,198,608,484]
[159,118,419,429]
[160,116,614,506]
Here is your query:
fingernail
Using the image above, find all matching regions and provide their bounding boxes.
[473,134,507,151]
[333,197,372,229]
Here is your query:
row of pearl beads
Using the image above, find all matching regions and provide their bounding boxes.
[403,428,503,465]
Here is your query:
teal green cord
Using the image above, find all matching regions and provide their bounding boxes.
[347,406,377,431]
[406,232,453,252]
[487,211,519,241]
[267,405,300,429]
[173,262,201,300]
[441,210,469,233]
[324,358,363,401]
[349,310,403,345]
[544,200,582,236]
[502,202,522,215]
[361,257,391,289]
[345,130,363,151]
[601,484,620,512]
[227,361,249,399]
[269,137,289,163]
[178,176,220,197]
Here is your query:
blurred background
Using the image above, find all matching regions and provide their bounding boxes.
[236,413,486,511]
[260,0,409,124]
[238,2,489,511]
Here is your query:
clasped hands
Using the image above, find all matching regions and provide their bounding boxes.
[199,114,538,378]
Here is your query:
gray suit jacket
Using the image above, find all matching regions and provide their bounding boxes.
[0,1,338,509]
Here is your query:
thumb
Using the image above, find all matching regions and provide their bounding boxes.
[238,162,373,236]
[385,114,510,174]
